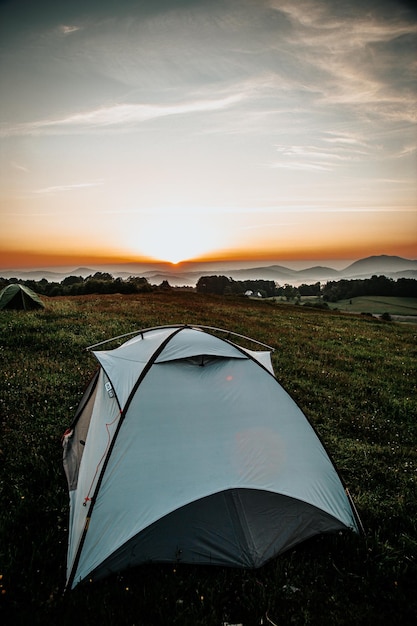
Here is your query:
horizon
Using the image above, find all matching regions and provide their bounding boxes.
[1,248,417,276]
[1,253,416,278]
[1,1,416,267]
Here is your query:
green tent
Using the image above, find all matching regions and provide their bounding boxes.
[0,284,45,310]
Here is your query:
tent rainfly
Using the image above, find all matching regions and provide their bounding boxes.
[0,283,45,310]
[63,325,361,590]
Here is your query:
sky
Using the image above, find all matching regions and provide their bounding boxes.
[0,0,416,269]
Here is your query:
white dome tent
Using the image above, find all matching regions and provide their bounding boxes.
[63,324,360,590]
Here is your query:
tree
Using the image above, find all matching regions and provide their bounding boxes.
[87,272,114,282]
[299,282,321,296]
[283,284,297,301]
[196,275,231,295]
[62,275,84,286]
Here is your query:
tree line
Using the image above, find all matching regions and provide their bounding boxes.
[0,272,416,299]
[196,274,416,299]
[196,276,283,298]
[0,272,155,297]
[321,275,417,301]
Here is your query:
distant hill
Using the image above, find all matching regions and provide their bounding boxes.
[1,255,416,287]
[185,256,416,286]
[342,255,417,278]
[203,264,340,284]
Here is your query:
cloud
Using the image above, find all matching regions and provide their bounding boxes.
[11,161,29,173]
[270,132,373,172]
[0,93,246,137]
[322,131,368,148]
[241,222,296,230]
[59,25,81,35]
[270,161,332,172]
[394,144,417,159]
[33,181,104,194]
[264,0,417,124]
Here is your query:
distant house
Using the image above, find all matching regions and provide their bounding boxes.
[244,290,263,298]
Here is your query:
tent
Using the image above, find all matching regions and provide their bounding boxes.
[0,283,45,310]
[63,324,361,590]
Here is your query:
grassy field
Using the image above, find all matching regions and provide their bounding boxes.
[269,295,417,319]
[328,296,417,316]
[1,292,416,625]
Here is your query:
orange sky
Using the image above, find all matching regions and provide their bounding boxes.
[1,228,416,271]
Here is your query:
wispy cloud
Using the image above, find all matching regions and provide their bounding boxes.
[270,161,332,172]
[322,131,368,148]
[0,93,246,137]
[241,222,296,229]
[59,25,81,35]
[270,134,372,172]
[275,144,349,161]
[394,144,417,159]
[33,181,104,194]
[11,161,29,173]
[266,0,417,123]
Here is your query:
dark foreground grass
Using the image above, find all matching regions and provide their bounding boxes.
[1,292,416,625]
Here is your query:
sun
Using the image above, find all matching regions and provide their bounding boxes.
[123,212,230,264]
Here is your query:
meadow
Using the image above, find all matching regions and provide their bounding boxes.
[1,291,416,625]
[327,296,417,317]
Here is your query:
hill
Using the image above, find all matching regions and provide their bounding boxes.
[342,255,417,278]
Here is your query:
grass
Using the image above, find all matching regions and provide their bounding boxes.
[327,296,417,316]
[269,295,417,318]
[1,292,416,625]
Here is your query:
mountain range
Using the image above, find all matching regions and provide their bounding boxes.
[1,255,416,287]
